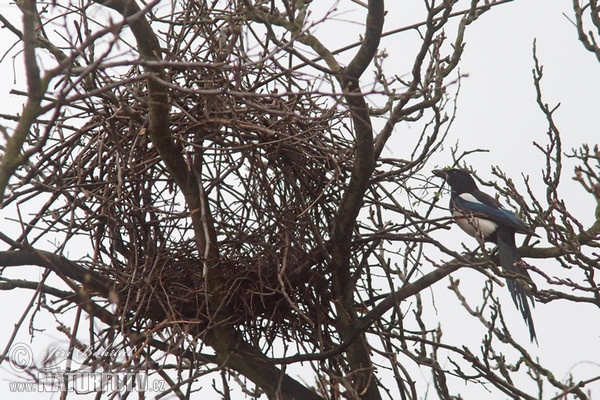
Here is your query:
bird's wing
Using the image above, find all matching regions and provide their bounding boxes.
[453,192,534,235]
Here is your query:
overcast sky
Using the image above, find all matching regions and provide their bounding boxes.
[0,0,598,398]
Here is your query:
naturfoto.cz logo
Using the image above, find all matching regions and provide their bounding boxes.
[5,343,165,394]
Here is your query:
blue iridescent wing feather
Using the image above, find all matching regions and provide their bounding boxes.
[452,193,533,235]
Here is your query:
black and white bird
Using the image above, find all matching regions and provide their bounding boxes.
[432,168,538,342]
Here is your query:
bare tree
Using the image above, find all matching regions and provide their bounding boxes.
[0,0,598,399]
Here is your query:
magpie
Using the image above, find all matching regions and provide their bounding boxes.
[432,168,538,342]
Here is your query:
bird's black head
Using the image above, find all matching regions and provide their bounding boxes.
[432,168,479,194]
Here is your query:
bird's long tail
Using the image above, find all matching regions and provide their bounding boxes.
[496,230,537,343]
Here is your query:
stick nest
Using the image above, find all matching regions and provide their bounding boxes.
[22,60,353,344]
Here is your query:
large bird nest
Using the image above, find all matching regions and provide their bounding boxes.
[28,58,354,344]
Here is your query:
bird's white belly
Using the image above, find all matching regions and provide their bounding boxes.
[453,210,498,238]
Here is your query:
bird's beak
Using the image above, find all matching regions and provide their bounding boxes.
[432,169,447,179]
